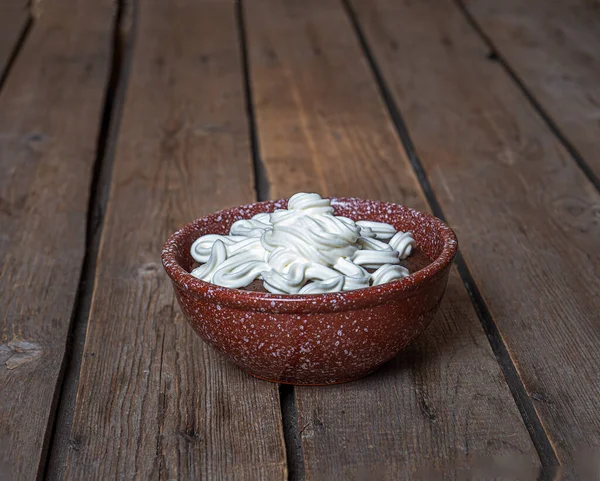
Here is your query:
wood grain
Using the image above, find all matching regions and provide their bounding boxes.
[0,1,29,80]
[0,1,115,479]
[244,0,539,478]
[350,0,600,468]
[463,0,600,182]
[63,1,286,479]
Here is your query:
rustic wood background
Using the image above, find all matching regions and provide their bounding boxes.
[0,0,598,479]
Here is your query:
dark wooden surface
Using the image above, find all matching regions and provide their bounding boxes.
[0,0,114,478]
[245,1,538,479]
[463,0,600,184]
[0,0,598,479]
[350,0,600,469]
[61,1,286,479]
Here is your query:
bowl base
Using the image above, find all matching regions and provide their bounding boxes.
[241,368,376,386]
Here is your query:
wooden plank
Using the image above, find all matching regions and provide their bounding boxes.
[63,1,287,479]
[0,1,115,479]
[463,0,600,182]
[244,0,539,478]
[0,1,29,80]
[350,0,600,470]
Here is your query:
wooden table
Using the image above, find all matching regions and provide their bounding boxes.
[1,0,598,479]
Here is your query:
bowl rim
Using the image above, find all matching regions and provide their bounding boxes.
[161,197,458,313]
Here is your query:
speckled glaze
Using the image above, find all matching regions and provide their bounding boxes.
[162,198,457,385]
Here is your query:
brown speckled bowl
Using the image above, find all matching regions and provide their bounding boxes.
[162,198,457,385]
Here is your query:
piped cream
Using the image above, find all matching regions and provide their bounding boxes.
[190,193,416,294]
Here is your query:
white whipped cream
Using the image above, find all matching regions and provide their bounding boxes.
[190,193,416,294]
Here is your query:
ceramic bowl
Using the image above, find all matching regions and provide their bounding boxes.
[162,198,457,385]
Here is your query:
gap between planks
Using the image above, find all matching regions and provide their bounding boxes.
[236,0,270,202]
[453,0,600,193]
[42,1,135,479]
[341,0,560,475]
[0,14,32,92]
[237,1,304,479]
[279,385,306,481]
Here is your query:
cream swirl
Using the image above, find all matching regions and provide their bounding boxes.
[389,231,415,259]
[190,193,416,294]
